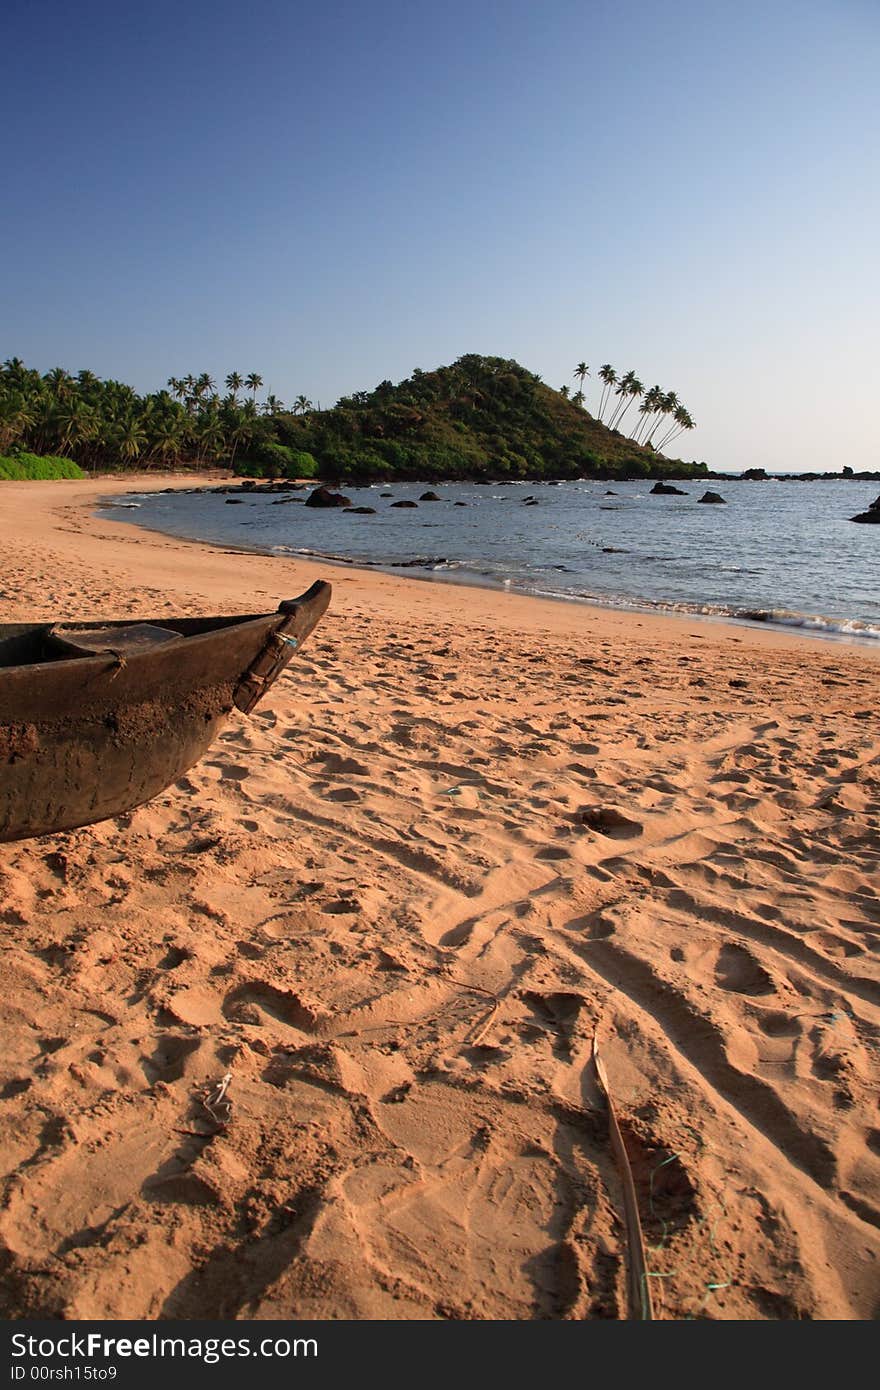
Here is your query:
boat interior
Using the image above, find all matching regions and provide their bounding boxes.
[0,613,264,669]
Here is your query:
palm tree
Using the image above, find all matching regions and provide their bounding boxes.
[52,398,95,456]
[616,377,643,433]
[3,357,27,388]
[633,385,663,442]
[115,415,148,465]
[596,365,616,421]
[572,389,585,408]
[607,371,636,430]
[245,373,263,403]
[225,371,243,403]
[559,384,570,398]
[0,391,34,451]
[45,367,74,401]
[656,405,695,452]
[573,361,589,407]
[150,415,186,464]
[293,394,313,415]
[262,394,284,415]
[226,406,257,469]
[645,391,680,448]
[196,412,225,463]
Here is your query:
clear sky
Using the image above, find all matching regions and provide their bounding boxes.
[3,0,878,473]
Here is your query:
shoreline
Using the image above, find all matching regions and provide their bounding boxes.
[0,474,878,1320]
[77,475,880,656]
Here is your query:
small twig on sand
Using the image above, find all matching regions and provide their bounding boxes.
[592,1027,655,1321]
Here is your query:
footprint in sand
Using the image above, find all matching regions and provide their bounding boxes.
[206,762,250,782]
[714,943,775,996]
[222,981,328,1033]
[519,990,588,1054]
[756,1009,802,1038]
[317,753,370,776]
[575,805,643,839]
[567,909,615,940]
[142,1034,202,1084]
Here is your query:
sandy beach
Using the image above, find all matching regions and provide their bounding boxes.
[0,475,877,1321]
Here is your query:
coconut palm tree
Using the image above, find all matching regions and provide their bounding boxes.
[150,415,186,464]
[573,362,589,407]
[226,406,258,469]
[115,414,148,465]
[262,393,284,415]
[52,397,95,456]
[656,405,695,452]
[572,389,585,408]
[196,412,225,463]
[225,371,243,403]
[0,391,34,451]
[645,391,680,448]
[2,357,28,388]
[245,373,263,403]
[632,385,663,442]
[559,384,570,398]
[596,365,617,421]
[607,371,636,430]
[193,374,216,407]
[293,394,313,415]
[45,367,74,401]
[615,376,643,433]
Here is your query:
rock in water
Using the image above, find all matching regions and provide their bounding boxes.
[391,499,418,508]
[305,485,353,508]
[650,481,688,495]
[419,491,441,501]
[850,491,880,524]
[697,490,727,504]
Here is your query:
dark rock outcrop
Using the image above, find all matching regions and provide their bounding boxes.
[343,506,377,514]
[419,491,441,501]
[650,481,688,496]
[390,499,418,508]
[697,491,727,504]
[305,485,352,508]
[851,491,880,524]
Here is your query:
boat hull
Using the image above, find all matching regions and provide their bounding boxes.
[0,581,331,843]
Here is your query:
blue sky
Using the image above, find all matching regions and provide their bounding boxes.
[3,0,878,472]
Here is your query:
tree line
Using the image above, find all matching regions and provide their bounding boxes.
[0,358,314,469]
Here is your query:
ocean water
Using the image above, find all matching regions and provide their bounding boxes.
[100,478,880,644]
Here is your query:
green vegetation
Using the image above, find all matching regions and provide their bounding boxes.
[1,354,706,481]
[0,452,85,480]
[281,355,705,481]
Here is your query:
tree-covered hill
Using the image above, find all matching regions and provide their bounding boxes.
[273,355,705,481]
[0,354,707,481]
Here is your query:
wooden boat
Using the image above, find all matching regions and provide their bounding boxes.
[0,580,331,844]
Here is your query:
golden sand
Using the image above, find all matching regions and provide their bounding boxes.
[0,476,877,1319]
